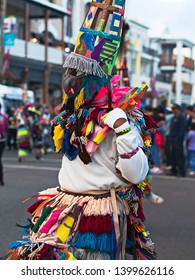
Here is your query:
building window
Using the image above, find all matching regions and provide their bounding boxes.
[66,0,73,37]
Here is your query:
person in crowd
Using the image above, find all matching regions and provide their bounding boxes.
[143,106,164,174]
[150,107,165,175]
[184,105,195,171]
[16,112,32,163]
[192,104,195,124]
[186,122,195,175]
[185,105,194,132]
[33,125,44,161]
[7,0,157,260]
[28,107,44,161]
[6,107,18,150]
[140,105,164,204]
[163,106,174,169]
[15,103,44,162]
[40,106,53,153]
[0,103,8,186]
[167,103,186,177]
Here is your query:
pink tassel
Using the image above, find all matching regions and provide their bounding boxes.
[39,209,62,234]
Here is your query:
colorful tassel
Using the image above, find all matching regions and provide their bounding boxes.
[85,120,94,136]
[27,199,44,214]
[39,209,63,234]
[74,88,84,111]
[53,125,64,153]
[74,232,112,254]
[93,125,111,144]
[32,206,53,233]
[56,214,75,243]
[6,249,19,260]
[62,129,78,160]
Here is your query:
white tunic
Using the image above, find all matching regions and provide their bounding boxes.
[58,120,149,193]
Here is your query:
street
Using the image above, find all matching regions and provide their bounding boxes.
[0,149,195,260]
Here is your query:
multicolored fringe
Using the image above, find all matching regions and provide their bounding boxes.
[63,52,107,77]
[18,148,29,158]
[7,186,156,260]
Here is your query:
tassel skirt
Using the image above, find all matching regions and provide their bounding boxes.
[7,185,156,260]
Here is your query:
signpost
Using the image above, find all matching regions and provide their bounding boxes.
[0,8,17,75]
[0,0,6,71]
[3,15,17,47]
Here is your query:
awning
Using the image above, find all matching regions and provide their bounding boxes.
[29,0,71,16]
[3,94,22,100]
[0,84,34,102]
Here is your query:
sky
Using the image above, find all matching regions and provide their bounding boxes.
[125,0,195,43]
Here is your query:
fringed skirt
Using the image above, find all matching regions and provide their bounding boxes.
[7,185,156,260]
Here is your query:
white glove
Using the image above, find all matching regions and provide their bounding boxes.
[102,108,128,129]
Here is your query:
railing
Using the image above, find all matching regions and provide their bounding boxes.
[156,74,172,83]
[183,57,195,70]
[159,54,177,67]
[5,39,63,65]
[142,46,158,57]
[159,54,195,70]
[172,81,192,94]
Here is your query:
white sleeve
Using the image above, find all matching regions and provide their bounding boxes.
[114,127,149,184]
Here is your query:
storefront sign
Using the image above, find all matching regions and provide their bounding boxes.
[4,33,16,47]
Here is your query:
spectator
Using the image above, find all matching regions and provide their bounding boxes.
[164,107,174,169]
[167,103,186,177]
[185,105,193,132]
[0,103,8,186]
[186,122,195,175]
[149,107,164,175]
[6,107,18,150]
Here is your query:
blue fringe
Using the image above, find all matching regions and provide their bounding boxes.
[10,240,30,249]
[17,221,31,235]
[62,129,78,160]
[74,232,112,254]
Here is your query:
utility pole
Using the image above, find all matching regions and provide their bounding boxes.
[0,0,6,71]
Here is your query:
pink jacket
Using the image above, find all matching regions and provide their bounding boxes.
[0,112,8,139]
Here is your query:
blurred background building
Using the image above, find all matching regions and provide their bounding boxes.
[124,19,195,107]
[0,0,195,110]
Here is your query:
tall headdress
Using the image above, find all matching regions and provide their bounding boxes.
[62,0,127,111]
[52,0,153,164]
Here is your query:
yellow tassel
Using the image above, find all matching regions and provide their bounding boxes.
[53,125,64,153]
[67,252,77,260]
[85,120,94,136]
[74,88,84,111]
[93,125,111,144]
[63,93,68,104]
[56,215,75,243]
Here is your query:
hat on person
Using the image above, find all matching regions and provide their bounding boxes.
[172,103,181,110]
[62,0,127,111]
[64,0,126,77]
[164,106,172,113]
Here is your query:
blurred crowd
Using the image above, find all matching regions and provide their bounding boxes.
[142,103,195,177]
[3,102,58,162]
[1,101,195,178]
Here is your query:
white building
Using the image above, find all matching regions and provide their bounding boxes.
[124,19,195,107]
